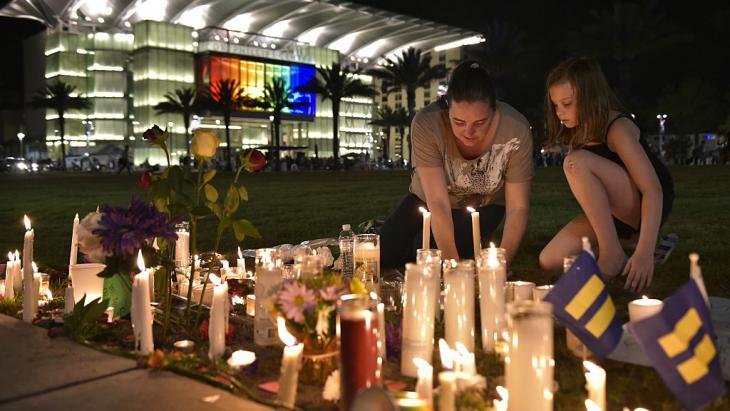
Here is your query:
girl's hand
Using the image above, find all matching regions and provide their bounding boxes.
[622,250,654,292]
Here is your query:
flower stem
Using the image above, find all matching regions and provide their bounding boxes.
[184,159,205,326]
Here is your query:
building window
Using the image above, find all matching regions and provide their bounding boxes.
[439,52,445,62]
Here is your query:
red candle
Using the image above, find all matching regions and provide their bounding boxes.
[338,295,381,410]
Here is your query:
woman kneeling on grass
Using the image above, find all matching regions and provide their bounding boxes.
[539,57,674,292]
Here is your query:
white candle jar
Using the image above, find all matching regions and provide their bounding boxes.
[174,221,190,268]
[254,248,283,346]
[417,248,443,317]
[294,254,324,279]
[443,259,476,352]
[354,234,380,296]
[401,263,439,377]
[477,247,507,352]
[505,301,554,411]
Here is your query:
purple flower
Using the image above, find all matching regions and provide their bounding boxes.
[319,285,341,302]
[278,281,316,323]
[385,318,402,360]
[93,197,179,257]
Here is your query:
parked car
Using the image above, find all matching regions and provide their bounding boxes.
[0,157,38,172]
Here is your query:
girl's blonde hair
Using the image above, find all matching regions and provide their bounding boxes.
[545,57,626,148]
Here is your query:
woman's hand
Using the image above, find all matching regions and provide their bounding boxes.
[622,250,654,293]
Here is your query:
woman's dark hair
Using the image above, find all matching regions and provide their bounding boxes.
[445,60,496,108]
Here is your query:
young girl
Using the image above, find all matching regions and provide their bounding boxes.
[539,57,674,292]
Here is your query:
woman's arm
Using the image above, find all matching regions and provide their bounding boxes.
[608,118,663,291]
[419,166,459,260]
[500,181,531,264]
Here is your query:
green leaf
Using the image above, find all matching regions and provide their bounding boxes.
[224,185,240,214]
[82,297,109,324]
[216,216,232,239]
[154,197,168,213]
[237,185,249,201]
[191,205,211,217]
[232,219,261,242]
[203,169,217,185]
[204,184,218,202]
[103,273,132,318]
[206,201,224,220]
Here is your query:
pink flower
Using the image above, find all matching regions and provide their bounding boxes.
[278,281,316,323]
[319,285,341,302]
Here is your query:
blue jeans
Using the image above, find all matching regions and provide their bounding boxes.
[380,193,506,268]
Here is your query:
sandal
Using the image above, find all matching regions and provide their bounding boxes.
[654,233,678,265]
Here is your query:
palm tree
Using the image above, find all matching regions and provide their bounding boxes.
[297,63,377,162]
[257,77,308,171]
[369,105,397,161]
[369,47,446,165]
[30,80,90,170]
[207,79,249,171]
[154,87,203,161]
[392,107,410,162]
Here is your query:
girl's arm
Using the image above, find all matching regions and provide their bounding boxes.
[419,166,459,260]
[608,118,663,291]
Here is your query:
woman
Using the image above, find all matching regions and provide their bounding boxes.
[538,57,674,292]
[380,61,534,267]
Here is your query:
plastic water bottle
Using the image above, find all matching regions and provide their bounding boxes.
[339,224,355,278]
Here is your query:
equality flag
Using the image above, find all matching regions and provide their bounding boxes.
[543,251,622,359]
[629,280,725,411]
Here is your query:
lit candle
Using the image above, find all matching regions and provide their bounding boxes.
[12,250,21,294]
[586,399,601,411]
[534,285,554,302]
[506,280,536,302]
[22,215,36,322]
[628,295,663,323]
[466,207,480,258]
[477,244,506,352]
[400,263,438,377]
[5,252,15,300]
[505,301,554,411]
[354,234,380,295]
[246,294,256,316]
[413,357,433,408]
[254,249,283,346]
[67,213,79,267]
[208,273,229,360]
[438,344,456,411]
[689,253,709,305]
[105,306,115,323]
[419,206,431,250]
[228,349,256,368]
[493,386,508,411]
[377,299,386,362]
[584,361,606,411]
[582,236,594,257]
[131,251,154,354]
[443,260,475,351]
[277,317,303,408]
[454,342,476,375]
[237,247,246,276]
[175,224,190,268]
[64,287,75,314]
[174,339,195,352]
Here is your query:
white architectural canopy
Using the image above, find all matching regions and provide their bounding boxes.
[1,0,482,62]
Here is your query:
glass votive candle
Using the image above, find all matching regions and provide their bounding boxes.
[246,294,256,316]
[227,349,257,369]
[294,255,324,279]
[174,339,195,352]
[533,285,554,302]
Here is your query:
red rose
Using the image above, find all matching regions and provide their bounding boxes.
[139,171,152,190]
[243,149,266,172]
[143,125,163,141]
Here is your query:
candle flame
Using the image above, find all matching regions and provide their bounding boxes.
[32,262,38,273]
[24,215,31,230]
[490,242,496,249]
[194,254,199,261]
[439,338,453,369]
[14,250,19,259]
[7,251,13,261]
[585,399,601,411]
[583,360,604,375]
[413,357,430,370]
[209,273,221,286]
[232,295,245,306]
[641,295,648,300]
[238,246,243,259]
[466,206,476,213]
[487,246,500,268]
[137,250,145,271]
[277,316,297,347]
[455,341,470,356]
[496,386,508,401]
[74,213,79,220]
[418,206,429,215]
[370,291,378,300]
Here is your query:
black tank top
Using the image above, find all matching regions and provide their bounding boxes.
[582,114,674,218]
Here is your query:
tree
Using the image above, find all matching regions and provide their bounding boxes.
[29,80,90,170]
[392,107,410,162]
[257,77,308,171]
[297,63,377,162]
[206,79,250,171]
[369,47,447,166]
[369,105,397,161]
[154,87,203,162]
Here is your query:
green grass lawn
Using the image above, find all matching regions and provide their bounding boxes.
[1,166,729,409]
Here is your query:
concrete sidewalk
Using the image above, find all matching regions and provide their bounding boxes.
[0,314,272,411]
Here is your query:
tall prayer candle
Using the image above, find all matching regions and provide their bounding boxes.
[254,249,283,346]
[237,247,246,276]
[438,371,456,411]
[5,252,15,299]
[419,207,431,250]
[466,207,480,258]
[174,223,190,268]
[69,213,79,266]
[416,248,442,320]
[338,294,381,411]
[277,317,303,408]
[477,245,506,352]
[131,252,154,354]
[413,358,433,408]
[584,361,606,411]
[208,274,229,360]
[64,287,75,314]
[22,215,36,322]
[505,301,554,411]
[628,296,663,323]
[354,234,380,295]
[401,263,439,377]
[443,259,475,351]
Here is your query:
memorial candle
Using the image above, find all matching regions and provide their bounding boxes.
[413,357,433,407]
[69,213,79,266]
[277,317,303,408]
[628,295,663,323]
[419,206,431,250]
[12,250,20,294]
[466,207,480,258]
[438,340,456,411]
[401,263,438,377]
[584,361,606,411]
[5,252,15,299]
[131,252,154,354]
[443,259,475,351]
[237,247,246,276]
[22,215,36,323]
[477,244,506,352]
[254,248,283,346]
[174,222,190,268]
[208,273,229,360]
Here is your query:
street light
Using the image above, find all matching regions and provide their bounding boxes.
[656,114,668,158]
[17,132,25,158]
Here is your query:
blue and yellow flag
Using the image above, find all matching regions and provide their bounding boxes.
[543,251,622,358]
[629,280,725,411]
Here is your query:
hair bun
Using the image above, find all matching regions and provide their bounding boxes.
[470,62,480,69]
